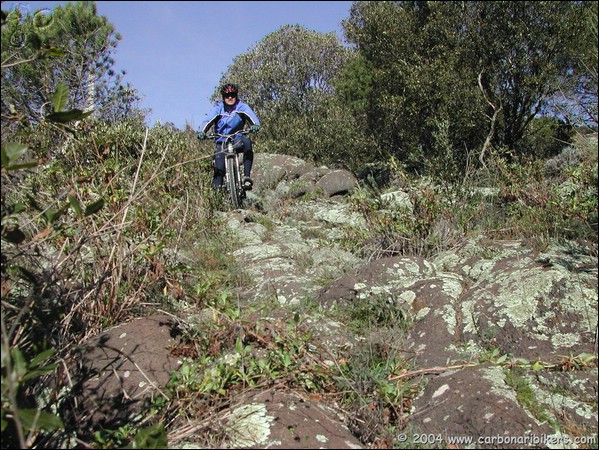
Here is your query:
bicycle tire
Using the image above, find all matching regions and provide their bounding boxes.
[225,156,243,209]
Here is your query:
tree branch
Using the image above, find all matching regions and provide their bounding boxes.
[478,70,502,167]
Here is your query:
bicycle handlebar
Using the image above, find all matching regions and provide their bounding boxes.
[206,129,250,140]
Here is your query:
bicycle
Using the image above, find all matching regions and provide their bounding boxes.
[206,129,251,209]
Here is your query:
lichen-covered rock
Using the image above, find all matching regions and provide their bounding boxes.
[224,391,363,449]
[70,155,597,449]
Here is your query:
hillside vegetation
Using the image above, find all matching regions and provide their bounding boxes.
[1,1,597,448]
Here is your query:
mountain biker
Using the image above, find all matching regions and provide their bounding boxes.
[197,83,261,190]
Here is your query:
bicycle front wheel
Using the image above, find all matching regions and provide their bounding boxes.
[225,156,243,209]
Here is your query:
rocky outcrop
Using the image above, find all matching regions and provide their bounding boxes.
[70,153,598,448]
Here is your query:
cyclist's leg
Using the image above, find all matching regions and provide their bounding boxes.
[213,144,226,188]
[239,135,254,188]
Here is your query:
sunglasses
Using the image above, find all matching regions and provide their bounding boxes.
[223,93,237,98]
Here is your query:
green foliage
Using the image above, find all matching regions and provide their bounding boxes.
[214,24,375,170]
[1,7,211,444]
[522,116,575,159]
[1,1,143,131]
[91,422,167,449]
[1,346,63,448]
[504,367,553,425]
[1,142,38,171]
[342,1,486,175]
[258,95,378,170]
[344,293,413,333]
[334,52,373,118]
[1,81,108,243]
[484,147,597,241]
[0,5,64,63]
[1,114,220,447]
[340,1,596,176]
[332,337,419,447]
[464,1,590,151]
[126,423,168,449]
[1,1,596,448]
[219,24,351,114]
[1,68,112,449]
[162,306,331,440]
[345,179,452,259]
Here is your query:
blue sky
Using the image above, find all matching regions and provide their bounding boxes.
[4,1,355,129]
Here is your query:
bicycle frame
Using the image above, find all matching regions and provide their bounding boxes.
[207,130,249,209]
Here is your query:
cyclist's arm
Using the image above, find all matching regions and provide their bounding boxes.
[199,104,223,133]
[237,103,260,127]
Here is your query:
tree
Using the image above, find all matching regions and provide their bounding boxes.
[214,25,350,114]
[1,1,143,131]
[462,1,593,153]
[340,1,595,175]
[546,1,598,128]
[341,1,487,176]
[214,24,376,170]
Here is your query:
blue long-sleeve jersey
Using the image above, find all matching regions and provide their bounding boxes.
[199,100,260,143]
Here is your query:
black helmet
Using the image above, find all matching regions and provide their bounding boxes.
[220,83,238,97]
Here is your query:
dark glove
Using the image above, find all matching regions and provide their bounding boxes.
[197,131,206,140]
[249,124,261,134]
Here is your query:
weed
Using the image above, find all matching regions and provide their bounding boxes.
[504,367,554,426]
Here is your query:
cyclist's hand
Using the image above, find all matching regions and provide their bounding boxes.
[197,131,206,140]
[249,124,261,134]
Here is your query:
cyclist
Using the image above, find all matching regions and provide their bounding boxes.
[197,83,261,190]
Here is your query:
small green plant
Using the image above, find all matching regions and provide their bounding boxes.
[482,347,598,373]
[344,294,413,333]
[93,424,136,448]
[331,340,420,447]
[1,346,63,449]
[91,422,168,449]
[553,352,597,371]
[125,423,168,449]
[504,367,553,425]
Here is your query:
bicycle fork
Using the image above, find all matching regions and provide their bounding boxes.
[225,143,245,187]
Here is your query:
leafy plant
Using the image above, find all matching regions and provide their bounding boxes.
[0,346,63,449]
